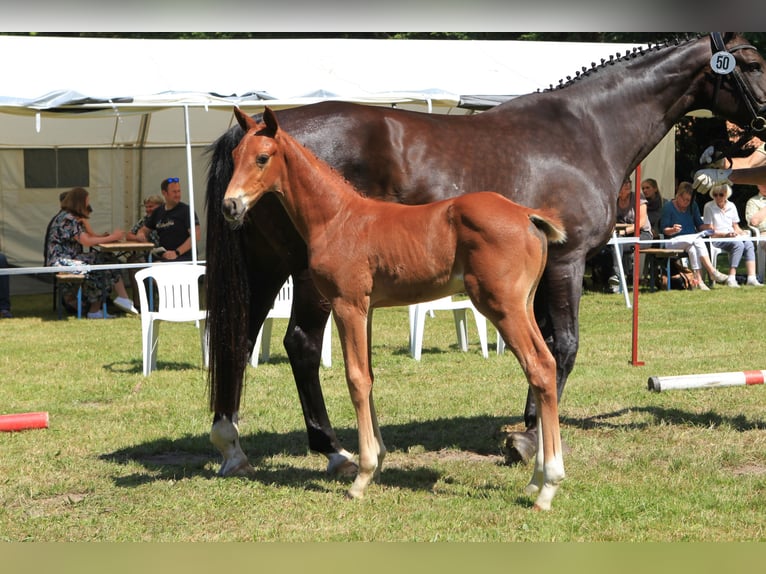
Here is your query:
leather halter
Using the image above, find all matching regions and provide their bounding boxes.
[709,32,766,132]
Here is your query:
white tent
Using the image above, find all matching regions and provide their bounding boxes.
[0,35,672,268]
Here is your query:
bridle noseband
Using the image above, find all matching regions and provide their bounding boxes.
[709,32,766,133]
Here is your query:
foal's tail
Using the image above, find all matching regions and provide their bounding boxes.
[529,208,567,245]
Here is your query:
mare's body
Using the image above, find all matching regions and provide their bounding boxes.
[205,34,766,475]
[219,107,567,509]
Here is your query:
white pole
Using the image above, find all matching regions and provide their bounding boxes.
[648,370,766,392]
[183,105,198,265]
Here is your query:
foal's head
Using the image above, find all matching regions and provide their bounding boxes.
[222,106,282,226]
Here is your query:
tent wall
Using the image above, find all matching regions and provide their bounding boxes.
[640,129,676,200]
[0,35,682,271]
[0,146,209,267]
[1,125,674,269]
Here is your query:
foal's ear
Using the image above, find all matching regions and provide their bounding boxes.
[233,106,257,131]
[262,107,279,135]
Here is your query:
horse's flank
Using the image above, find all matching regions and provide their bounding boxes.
[225,108,566,310]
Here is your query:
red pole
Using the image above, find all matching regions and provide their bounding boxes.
[0,412,49,432]
[631,165,644,366]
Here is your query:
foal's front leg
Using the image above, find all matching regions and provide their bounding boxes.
[334,304,385,499]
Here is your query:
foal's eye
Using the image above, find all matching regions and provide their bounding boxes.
[256,154,269,167]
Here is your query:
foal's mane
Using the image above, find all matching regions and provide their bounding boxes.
[541,33,702,93]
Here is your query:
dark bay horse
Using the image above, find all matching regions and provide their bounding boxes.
[205,34,766,478]
[221,106,567,508]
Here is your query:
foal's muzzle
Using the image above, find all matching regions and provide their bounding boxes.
[222,197,248,226]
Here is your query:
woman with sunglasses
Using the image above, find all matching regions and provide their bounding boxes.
[702,183,762,287]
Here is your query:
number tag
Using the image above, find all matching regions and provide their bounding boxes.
[710,51,736,75]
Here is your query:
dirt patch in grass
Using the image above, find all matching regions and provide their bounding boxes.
[731,463,766,476]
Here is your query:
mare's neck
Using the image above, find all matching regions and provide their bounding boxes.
[277,133,359,243]
[559,36,709,176]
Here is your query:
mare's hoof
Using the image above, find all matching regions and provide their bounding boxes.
[500,428,537,465]
[219,460,257,478]
[326,452,358,479]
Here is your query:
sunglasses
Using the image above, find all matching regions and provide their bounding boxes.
[166,177,180,183]
[712,192,726,197]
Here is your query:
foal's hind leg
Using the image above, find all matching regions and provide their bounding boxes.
[494,306,565,511]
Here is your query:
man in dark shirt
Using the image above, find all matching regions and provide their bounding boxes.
[137,177,200,261]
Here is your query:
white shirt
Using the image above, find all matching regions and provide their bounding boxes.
[703,199,739,234]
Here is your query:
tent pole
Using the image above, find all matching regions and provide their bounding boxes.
[183,105,198,265]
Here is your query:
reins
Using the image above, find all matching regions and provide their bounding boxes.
[709,32,766,133]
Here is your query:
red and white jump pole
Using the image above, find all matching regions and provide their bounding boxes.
[648,370,766,392]
[0,411,49,432]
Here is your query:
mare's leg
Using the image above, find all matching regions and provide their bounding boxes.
[211,264,287,477]
[286,270,356,477]
[332,301,384,499]
[505,257,583,465]
[211,194,353,478]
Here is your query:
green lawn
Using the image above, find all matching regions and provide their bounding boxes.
[1,284,765,541]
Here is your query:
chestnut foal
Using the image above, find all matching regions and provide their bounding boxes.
[221,107,567,509]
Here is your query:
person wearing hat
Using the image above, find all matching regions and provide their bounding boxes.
[702,182,762,287]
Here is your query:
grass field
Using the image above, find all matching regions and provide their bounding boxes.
[1,284,766,542]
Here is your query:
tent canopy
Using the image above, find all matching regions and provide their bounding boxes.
[0,35,675,269]
[0,35,646,148]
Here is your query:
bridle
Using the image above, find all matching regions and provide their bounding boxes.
[709,32,766,133]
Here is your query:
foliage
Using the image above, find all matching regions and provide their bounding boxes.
[2,287,766,541]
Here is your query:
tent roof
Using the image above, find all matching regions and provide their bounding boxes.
[0,35,643,148]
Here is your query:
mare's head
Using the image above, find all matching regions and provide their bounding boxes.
[698,33,766,132]
[222,106,283,227]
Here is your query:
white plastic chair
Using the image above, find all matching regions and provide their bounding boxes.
[135,264,208,376]
[749,225,766,283]
[250,276,332,368]
[408,295,489,361]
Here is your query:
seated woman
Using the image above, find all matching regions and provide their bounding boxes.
[46,187,138,318]
[659,181,728,290]
[608,177,654,292]
[640,178,664,238]
[703,183,762,287]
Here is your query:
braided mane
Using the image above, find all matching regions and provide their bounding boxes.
[540,34,702,93]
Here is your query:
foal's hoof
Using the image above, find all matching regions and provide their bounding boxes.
[500,428,537,465]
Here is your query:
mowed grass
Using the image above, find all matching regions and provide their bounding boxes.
[1,284,766,541]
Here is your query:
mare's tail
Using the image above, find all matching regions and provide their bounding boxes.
[205,123,250,414]
[529,208,567,245]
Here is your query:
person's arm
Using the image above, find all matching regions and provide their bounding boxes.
[637,203,648,233]
[694,165,766,192]
[77,227,124,248]
[126,219,143,241]
[660,204,680,236]
[732,143,766,169]
[746,198,766,227]
[135,225,151,243]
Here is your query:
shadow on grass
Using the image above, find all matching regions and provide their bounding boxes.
[100,414,515,492]
[103,360,203,375]
[100,404,766,493]
[563,405,766,432]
